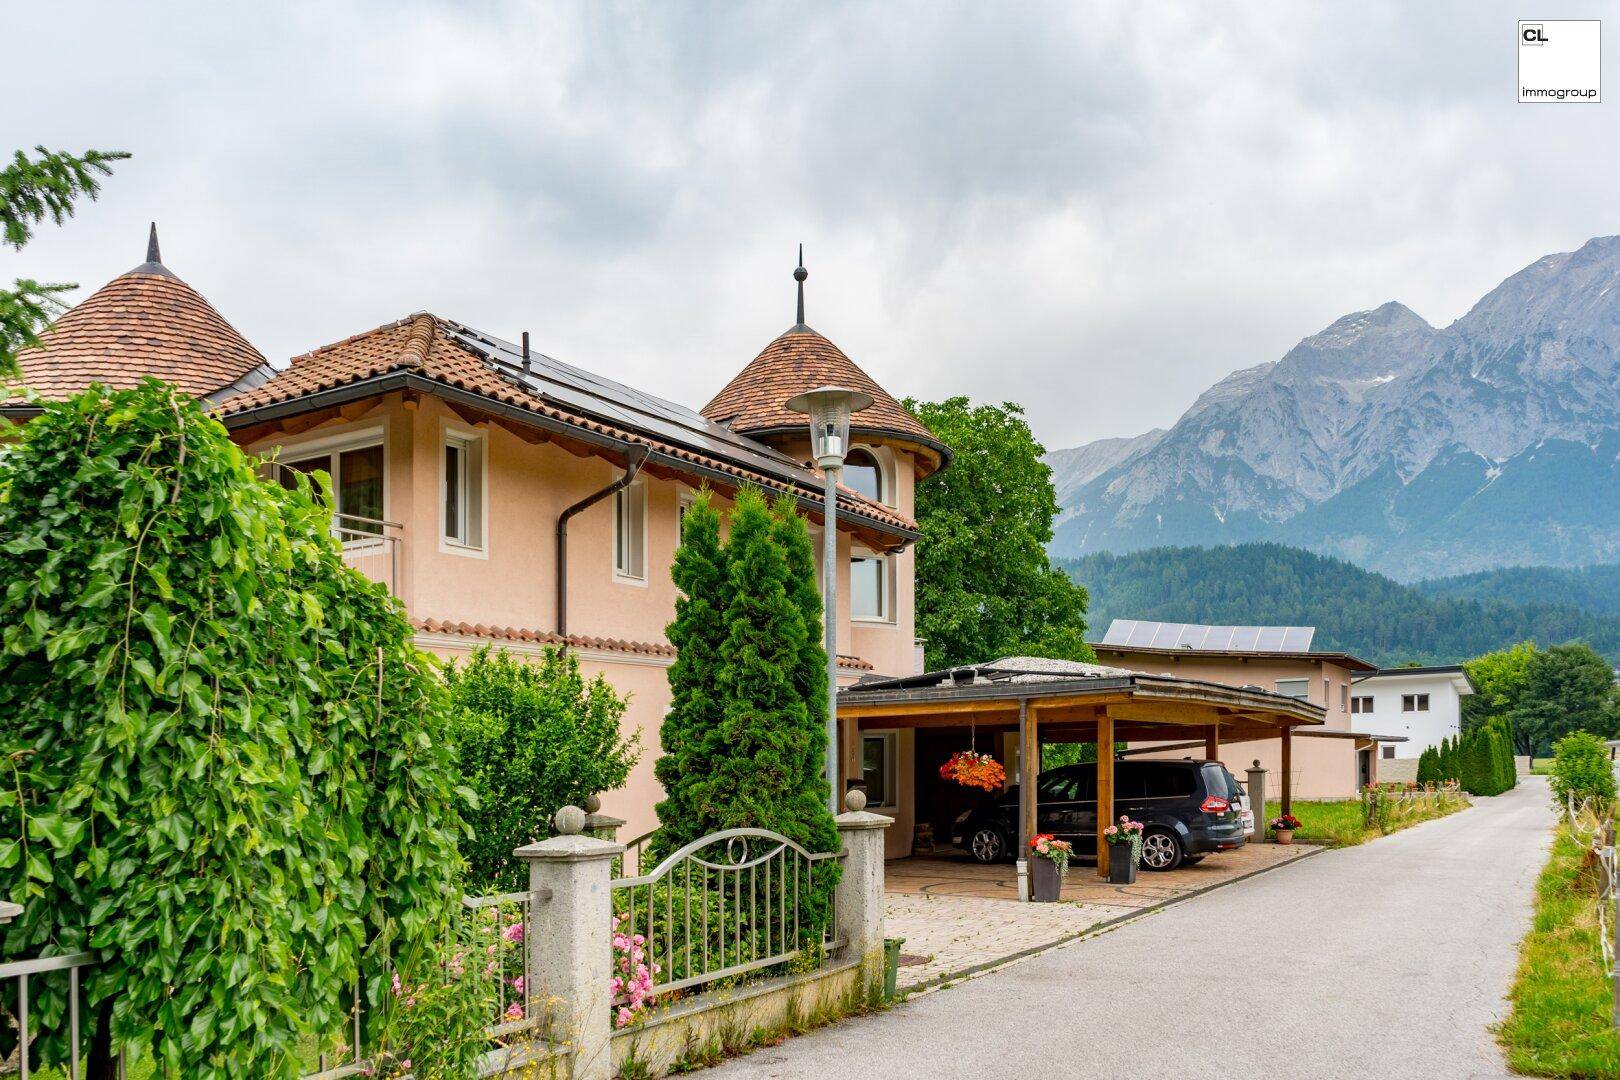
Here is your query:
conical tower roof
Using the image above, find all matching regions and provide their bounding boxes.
[10,224,269,402]
[701,256,949,476]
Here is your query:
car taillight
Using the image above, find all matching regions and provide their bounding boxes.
[1200,796,1230,813]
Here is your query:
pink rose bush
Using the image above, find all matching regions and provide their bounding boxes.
[610,912,661,1027]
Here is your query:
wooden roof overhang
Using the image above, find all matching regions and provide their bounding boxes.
[837,673,1326,743]
[220,373,917,553]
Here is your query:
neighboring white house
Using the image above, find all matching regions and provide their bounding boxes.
[1349,665,1475,761]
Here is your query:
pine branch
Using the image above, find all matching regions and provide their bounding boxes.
[1,147,130,250]
[1,278,74,379]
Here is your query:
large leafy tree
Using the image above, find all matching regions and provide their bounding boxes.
[0,383,468,1077]
[1462,640,1536,741]
[445,645,639,891]
[1,146,128,378]
[904,396,1092,669]
[1513,643,1618,756]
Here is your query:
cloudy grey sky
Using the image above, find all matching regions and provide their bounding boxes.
[5,2,1616,449]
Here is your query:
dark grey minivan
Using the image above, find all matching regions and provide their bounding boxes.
[950,759,1250,871]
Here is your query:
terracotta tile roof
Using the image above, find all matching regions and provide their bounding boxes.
[7,262,268,403]
[219,313,917,538]
[413,617,874,670]
[701,325,949,476]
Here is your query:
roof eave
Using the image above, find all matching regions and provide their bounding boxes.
[218,371,920,545]
[732,422,954,476]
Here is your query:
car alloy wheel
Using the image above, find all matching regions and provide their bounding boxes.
[969,827,1005,863]
[1141,831,1180,870]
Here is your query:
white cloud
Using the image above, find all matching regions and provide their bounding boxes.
[3,1,1615,448]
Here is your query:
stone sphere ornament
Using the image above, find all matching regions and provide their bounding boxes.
[554,805,587,836]
[845,788,868,813]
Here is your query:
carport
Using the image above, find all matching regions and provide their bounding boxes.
[836,658,1325,888]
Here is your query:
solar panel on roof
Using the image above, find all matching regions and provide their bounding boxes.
[1100,619,1316,654]
[439,323,824,489]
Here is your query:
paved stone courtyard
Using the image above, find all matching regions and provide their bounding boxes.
[884,843,1312,990]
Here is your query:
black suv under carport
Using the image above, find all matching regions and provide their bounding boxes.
[950,759,1249,871]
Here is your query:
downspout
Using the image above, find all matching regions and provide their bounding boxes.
[556,445,650,639]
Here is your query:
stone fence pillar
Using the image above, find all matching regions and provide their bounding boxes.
[516,806,623,1080]
[1247,762,1268,844]
[835,790,894,985]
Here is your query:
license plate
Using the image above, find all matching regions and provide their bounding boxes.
[1241,810,1255,829]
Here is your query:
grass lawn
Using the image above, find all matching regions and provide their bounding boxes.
[1500,824,1620,1077]
[1263,791,1469,847]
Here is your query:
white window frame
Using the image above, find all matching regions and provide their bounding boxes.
[613,476,648,585]
[439,425,488,558]
[844,444,893,508]
[1402,693,1430,713]
[1275,678,1310,701]
[850,551,893,623]
[1351,695,1374,715]
[861,732,898,809]
[677,489,697,543]
[268,424,388,553]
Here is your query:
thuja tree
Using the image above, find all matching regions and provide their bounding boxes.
[445,644,638,891]
[715,490,841,934]
[0,382,468,1077]
[652,490,729,858]
[655,488,842,937]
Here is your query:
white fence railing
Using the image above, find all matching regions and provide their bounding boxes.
[0,950,115,1080]
[1565,792,1619,1026]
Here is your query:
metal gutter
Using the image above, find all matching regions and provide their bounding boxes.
[556,445,649,638]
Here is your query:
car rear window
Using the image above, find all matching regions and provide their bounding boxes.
[1201,763,1236,798]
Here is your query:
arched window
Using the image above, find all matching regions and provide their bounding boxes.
[844,448,884,503]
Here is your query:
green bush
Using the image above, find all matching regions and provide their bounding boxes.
[1416,746,1440,784]
[445,645,640,892]
[1549,731,1617,810]
[0,383,469,1077]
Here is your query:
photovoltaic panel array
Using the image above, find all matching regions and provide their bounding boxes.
[1101,620,1315,653]
[439,321,819,488]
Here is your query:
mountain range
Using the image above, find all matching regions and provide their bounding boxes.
[1063,545,1620,667]
[1046,236,1620,580]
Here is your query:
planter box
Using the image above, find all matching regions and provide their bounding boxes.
[1030,856,1063,901]
[1106,845,1138,884]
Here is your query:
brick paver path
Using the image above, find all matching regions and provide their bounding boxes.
[884,842,1310,990]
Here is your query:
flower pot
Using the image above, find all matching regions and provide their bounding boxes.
[1030,856,1063,901]
[1106,845,1138,884]
[1274,828,1295,846]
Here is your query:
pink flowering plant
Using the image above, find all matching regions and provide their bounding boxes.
[1028,833,1074,876]
[369,931,497,1080]
[610,912,663,1027]
[1102,816,1145,864]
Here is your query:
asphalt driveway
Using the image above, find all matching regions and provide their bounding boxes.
[715,778,1553,1080]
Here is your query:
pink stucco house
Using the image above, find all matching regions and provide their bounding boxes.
[3,230,947,847]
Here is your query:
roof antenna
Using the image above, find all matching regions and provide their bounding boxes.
[794,244,807,327]
[146,222,162,265]
[521,330,531,374]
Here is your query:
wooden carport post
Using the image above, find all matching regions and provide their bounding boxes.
[1280,725,1293,815]
[1205,720,1219,762]
[1096,710,1114,879]
[1018,699,1036,899]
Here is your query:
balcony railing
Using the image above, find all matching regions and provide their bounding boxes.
[333,513,402,596]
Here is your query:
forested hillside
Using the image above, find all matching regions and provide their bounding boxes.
[1061,544,1620,667]
[1416,564,1620,617]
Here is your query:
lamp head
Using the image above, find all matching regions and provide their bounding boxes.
[784,384,874,469]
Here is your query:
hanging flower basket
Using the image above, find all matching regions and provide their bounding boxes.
[939,750,1006,792]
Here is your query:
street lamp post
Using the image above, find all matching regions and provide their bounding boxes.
[785,384,873,814]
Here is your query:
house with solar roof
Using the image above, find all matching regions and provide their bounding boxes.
[2,228,949,849]
[1093,619,1391,799]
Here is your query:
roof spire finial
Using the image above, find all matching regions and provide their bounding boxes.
[146,222,161,265]
[794,244,807,327]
